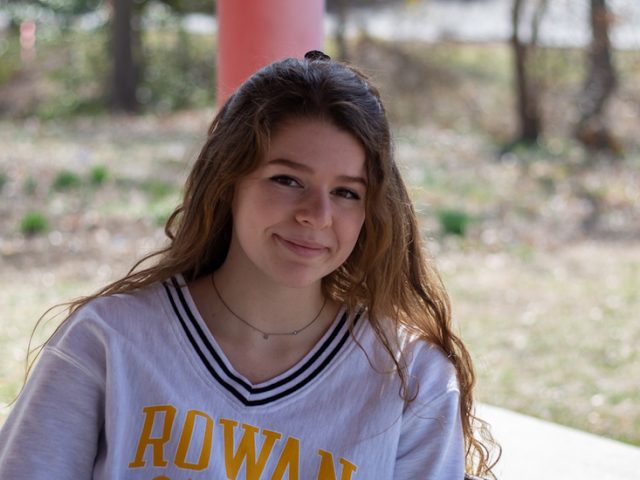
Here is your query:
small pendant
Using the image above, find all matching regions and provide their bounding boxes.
[262,333,269,340]
[292,330,298,335]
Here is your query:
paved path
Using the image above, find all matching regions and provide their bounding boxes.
[356,0,640,49]
[479,404,640,480]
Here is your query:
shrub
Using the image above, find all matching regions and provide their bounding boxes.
[23,177,38,196]
[52,170,82,191]
[438,208,470,236]
[89,165,109,185]
[20,212,49,236]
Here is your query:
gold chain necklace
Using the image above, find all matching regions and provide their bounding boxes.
[210,275,327,340]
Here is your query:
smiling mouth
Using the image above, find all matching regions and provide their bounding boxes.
[275,235,328,258]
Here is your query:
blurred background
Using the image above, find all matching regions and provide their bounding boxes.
[0,0,639,450]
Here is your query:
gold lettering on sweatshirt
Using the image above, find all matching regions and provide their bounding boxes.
[271,437,300,480]
[317,449,358,480]
[128,405,177,468]
[127,405,358,477]
[175,409,214,470]
[220,419,282,479]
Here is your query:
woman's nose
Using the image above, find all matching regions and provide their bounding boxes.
[295,189,332,228]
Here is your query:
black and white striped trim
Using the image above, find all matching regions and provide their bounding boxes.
[164,277,361,407]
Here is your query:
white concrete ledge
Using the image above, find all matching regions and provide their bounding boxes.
[478,404,640,480]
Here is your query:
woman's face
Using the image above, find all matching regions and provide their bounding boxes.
[226,118,367,289]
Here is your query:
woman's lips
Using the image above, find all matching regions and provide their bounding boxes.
[275,235,328,258]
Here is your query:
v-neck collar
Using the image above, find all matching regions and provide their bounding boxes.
[163,276,363,407]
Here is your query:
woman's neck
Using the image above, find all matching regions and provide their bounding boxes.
[186,262,340,383]
[209,234,332,334]
[211,264,327,335]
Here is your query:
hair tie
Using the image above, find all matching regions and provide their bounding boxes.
[304,50,331,61]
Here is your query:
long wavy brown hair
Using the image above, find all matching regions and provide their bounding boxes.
[29,54,498,476]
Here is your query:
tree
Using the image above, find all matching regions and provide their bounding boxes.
[575,0,618,152]
[111,0,139,112]
[327,0,350,61]
[110,0,213,112]
[510,0,548,145]
[6,0,213,113]
[326,0,405,61]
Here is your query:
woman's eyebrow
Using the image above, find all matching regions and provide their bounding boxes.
[267,158,313,172]
[266,158,367,186]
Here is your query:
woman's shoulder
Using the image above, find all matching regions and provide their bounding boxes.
[34,277,181,389]
[360,316,459,402]
[401,331,460,404]
[48,278,172,350]
[79,279,168,320]
[362,314,454,369]
[84,279,168,317]
[399,328,455,369]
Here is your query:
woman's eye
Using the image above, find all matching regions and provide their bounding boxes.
[334,188,361,200]
[270,175,301,188]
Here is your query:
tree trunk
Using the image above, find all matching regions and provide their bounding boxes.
[334,0,349,61]
[510,0,546,144]
[111,0,138,112]
[576,0,618,152]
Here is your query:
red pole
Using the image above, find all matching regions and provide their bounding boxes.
[217,0,325,104]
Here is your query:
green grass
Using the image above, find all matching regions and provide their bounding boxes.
[447,247,640,446]
[95,176,181,221]
[0,36,21,86]
[140,179,176,200]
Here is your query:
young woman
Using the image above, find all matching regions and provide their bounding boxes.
[0,51,496,479]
